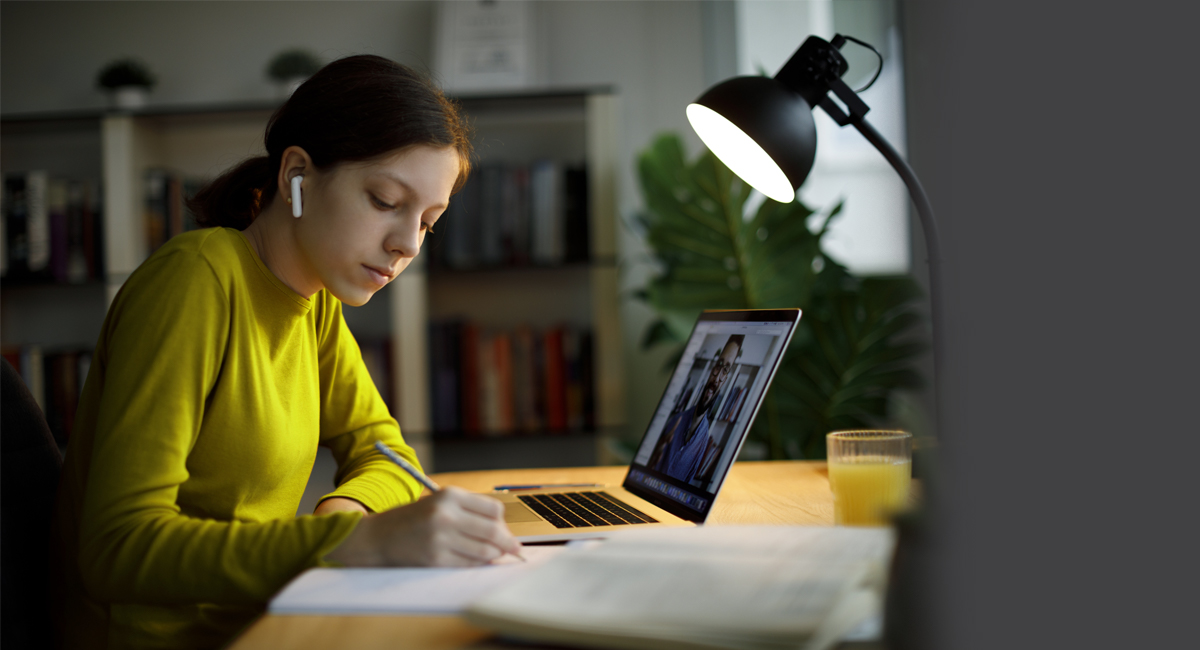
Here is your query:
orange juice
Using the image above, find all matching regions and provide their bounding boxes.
[828,459,912,526]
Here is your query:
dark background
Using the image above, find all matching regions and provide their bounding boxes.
[905,1,1198,647]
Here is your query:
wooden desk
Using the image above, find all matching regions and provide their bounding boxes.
[228,461,833,650]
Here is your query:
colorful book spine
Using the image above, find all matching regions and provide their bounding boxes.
[80,180,102,280]
[25,171,50,273]
[48,179,70,282]
[579,330,595,430]
[564,329,583,431]
[0,346,96,446]
[542,328,567,432]
[429,322,455,434]
[563,164,590,263]
[145,168,207,258]
[429,159,587,270]
[428,321,595,438]
[530,159,564,265]
[66,181,90,283]
[478,164,505,266]
[511,325,540,433]
[494,331,515,434]
[460,322,482,436]
[145,169,168,254]
[3,175,28,275]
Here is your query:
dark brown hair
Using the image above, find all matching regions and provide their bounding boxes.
[189,55,472,230]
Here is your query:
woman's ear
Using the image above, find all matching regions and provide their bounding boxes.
[276,146,312,212]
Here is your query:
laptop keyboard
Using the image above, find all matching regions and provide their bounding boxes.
[517,491,660,529]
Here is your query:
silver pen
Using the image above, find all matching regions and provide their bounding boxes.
[374,440,441,493]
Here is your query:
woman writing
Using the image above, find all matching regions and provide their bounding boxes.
[52,55,521,649]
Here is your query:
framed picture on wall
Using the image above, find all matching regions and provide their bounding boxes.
[433,0,542,93]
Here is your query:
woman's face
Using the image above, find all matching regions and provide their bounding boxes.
[295,145,459,306]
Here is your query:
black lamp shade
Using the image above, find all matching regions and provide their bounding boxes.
[687,76,817,203]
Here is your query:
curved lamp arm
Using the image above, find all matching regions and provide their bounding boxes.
[850,117,945,430]
[816,64,946,434]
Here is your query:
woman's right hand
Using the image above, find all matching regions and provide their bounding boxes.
[323,486,523,567]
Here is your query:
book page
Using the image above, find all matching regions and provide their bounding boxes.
[467,526,894,650]
[269,545,565,615]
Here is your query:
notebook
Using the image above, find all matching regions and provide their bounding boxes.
[498,308,801,542]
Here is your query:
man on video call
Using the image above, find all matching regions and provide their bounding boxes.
[652,335,744,484]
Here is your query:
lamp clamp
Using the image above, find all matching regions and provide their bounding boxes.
[775,35,872,127]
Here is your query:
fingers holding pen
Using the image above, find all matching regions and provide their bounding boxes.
[434,489,523,566]
[368,442,524,563]
[338,487,519,567]
[439,487,525,562]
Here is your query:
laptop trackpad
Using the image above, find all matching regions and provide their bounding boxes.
[505,501,544,523]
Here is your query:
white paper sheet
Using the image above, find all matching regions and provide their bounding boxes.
[269,545,565,615]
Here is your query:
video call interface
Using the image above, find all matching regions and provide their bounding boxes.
[628,317,793,516]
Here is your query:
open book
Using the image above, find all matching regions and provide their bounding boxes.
[465,525,895,650]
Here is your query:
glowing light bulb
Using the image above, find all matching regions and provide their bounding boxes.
[686,103,795,203]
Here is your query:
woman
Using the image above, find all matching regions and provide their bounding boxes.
[52,55,521,649]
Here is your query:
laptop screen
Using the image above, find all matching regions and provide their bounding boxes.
[623,309,800,523]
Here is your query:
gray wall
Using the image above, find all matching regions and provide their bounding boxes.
[0,0,713,449]
[0,1,436,111]
[901,1,1197,649]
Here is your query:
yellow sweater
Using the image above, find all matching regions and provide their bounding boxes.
[52,228,424,649]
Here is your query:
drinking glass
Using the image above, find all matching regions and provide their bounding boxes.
[826,430,912,526]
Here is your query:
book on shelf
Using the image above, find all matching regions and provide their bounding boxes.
[477,164,505,266]
[429,320,595,438]
[3,171,104,283]
[511,325,541,433]
[465,525,896,650]
[542,328,566,432]
[478,330,501,434]
[429,321,462,434]
[26,171,50,273]
[460,321,482,436]
[563,165,590,263]
[2,344,92,446]
[529,159,564,265]
[144,168,205,258]
[562,329,596,431]
[493,331,516,434]
[429,159,588,270]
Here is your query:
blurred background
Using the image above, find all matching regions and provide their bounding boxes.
[1,0,928,481]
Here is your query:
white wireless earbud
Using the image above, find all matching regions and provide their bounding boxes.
[290,175,304,218]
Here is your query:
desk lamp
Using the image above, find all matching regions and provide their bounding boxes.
[686,34,945,427]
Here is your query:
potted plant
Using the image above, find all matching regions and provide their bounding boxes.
[634,133,926,460]
[96,58,156,110]
[266,49,322,97]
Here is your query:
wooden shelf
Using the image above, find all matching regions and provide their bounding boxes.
[427,256,617,277]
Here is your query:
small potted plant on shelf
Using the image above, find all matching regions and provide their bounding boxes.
[96,58,156,110]
[266,49,322,98]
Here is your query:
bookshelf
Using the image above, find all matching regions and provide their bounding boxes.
[404,90,624,472]
[1,90,624,472]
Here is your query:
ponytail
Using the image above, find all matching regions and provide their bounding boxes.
[187,156,273,230]
[186,55,472,231]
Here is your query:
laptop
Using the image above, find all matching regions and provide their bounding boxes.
[497,308,801,542]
